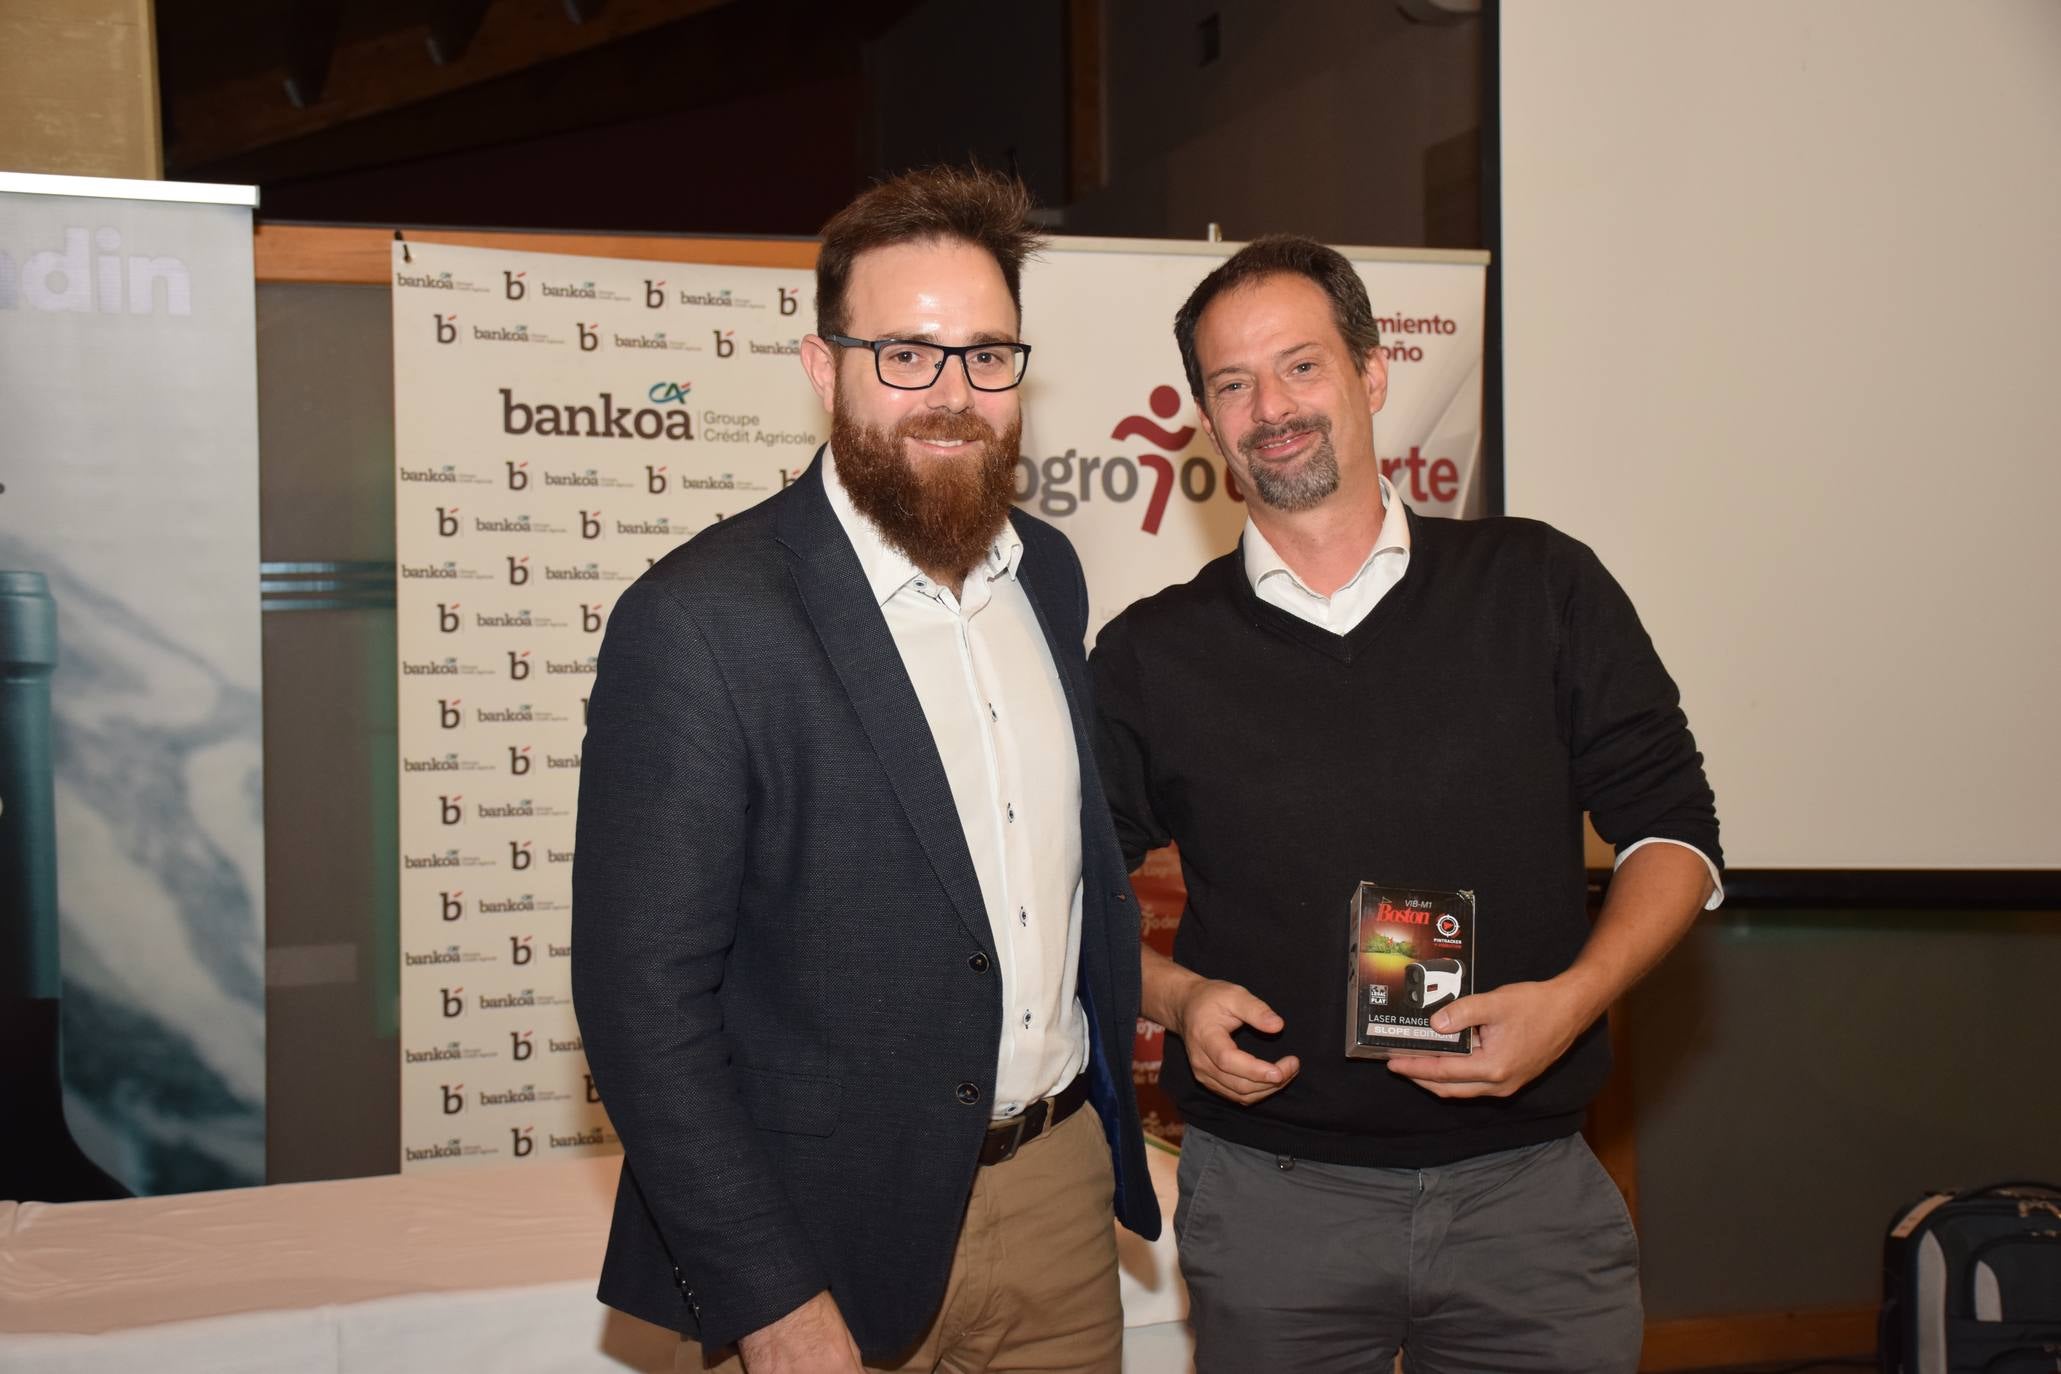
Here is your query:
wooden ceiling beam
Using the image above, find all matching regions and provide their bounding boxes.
[281,0,341,110]
[426,0,494,67]
[184,0,874,189]
[166,0,732,173]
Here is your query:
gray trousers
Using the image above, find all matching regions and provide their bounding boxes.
[1174,1128,1642,1374]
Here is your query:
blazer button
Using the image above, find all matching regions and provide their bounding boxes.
[955,1081,981,1105]
[1115,891,1130,903]
[968,952,990,973]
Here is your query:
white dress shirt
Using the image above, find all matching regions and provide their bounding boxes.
[1241,477,1724,909]
[824,454,1089,1118]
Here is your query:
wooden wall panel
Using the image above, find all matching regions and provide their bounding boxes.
[1641,1305,1876,1371]
[254,224,817,284]
[0,0,163,179]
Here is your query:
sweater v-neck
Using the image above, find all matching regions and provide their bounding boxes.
[1233,506,1431,664]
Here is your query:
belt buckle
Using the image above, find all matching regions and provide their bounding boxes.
[989,1113,1030,1165]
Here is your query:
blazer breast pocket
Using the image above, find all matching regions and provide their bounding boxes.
[732,1065,841,1138]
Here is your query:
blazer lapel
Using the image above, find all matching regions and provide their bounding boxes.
[776,451,998,963]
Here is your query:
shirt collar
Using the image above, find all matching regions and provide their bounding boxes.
[1241,475,1411,600]
[822,445,1025,608]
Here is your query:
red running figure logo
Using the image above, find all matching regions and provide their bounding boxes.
[1108,385,1242,534]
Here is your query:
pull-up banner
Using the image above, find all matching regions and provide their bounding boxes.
[1,173,266,1194]
[391,237,1486,1168]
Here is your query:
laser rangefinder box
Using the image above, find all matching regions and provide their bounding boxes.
[1345,882,1476,1059]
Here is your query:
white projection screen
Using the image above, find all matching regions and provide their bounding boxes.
[1498,1,2061,884]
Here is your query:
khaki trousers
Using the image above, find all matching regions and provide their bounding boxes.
[676,1104,1122,1374]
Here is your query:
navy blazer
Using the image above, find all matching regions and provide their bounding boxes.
[571,450,1159,1361]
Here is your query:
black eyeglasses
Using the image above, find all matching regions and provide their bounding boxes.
[825,334,1033,392]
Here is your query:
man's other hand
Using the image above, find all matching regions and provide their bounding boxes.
[1172,978,1301,1106]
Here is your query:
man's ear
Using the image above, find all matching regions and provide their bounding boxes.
[1361,346,1390,416]
[801,334,839,414]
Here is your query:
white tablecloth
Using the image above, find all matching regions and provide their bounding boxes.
[0,1142,1192,1373]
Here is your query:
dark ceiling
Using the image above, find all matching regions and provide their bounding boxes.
[153,0,946,234]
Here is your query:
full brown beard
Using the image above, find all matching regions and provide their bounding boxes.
[831,404,1021,582]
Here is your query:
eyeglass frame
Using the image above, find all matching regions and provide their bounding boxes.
[822,333,1033,392]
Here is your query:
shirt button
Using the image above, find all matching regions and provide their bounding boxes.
[988,703,998,721]
[1022,1010,1033,1029]
[1006,803,1015,823]
[968,952,990,973]
[955,1082,981,1105]
[1018,907,1028,927]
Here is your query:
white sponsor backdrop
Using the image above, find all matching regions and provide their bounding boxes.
[1,175,266,1192]
[392,237,1485,1170]
[391,243,818,1169]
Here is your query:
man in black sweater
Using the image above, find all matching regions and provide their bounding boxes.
[1090,237,1721,1374]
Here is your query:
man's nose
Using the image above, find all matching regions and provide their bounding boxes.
[927,355,975,409]
[1251,372,1295,424]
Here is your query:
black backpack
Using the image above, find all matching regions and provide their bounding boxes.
[1880,1182,2061,1373]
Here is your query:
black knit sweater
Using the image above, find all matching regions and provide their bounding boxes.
[1091,509,1721,1166]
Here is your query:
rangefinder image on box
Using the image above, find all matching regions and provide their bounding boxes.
[1345,883,1476,1059]
[1404,958,1464,1015]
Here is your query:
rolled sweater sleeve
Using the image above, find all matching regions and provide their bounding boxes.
[1551,534,1723,876]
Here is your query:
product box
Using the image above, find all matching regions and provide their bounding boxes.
[1344,883,1476,1059]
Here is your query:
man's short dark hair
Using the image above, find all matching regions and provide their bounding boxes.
[816,166,1045,339]
[1173,235,1382,404]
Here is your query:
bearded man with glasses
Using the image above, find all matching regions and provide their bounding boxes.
[573,166,1159,1374]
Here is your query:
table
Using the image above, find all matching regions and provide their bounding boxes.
[0,1142,1192,1373]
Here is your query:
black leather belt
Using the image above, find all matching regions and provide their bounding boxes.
[978,1076,1088,1167]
